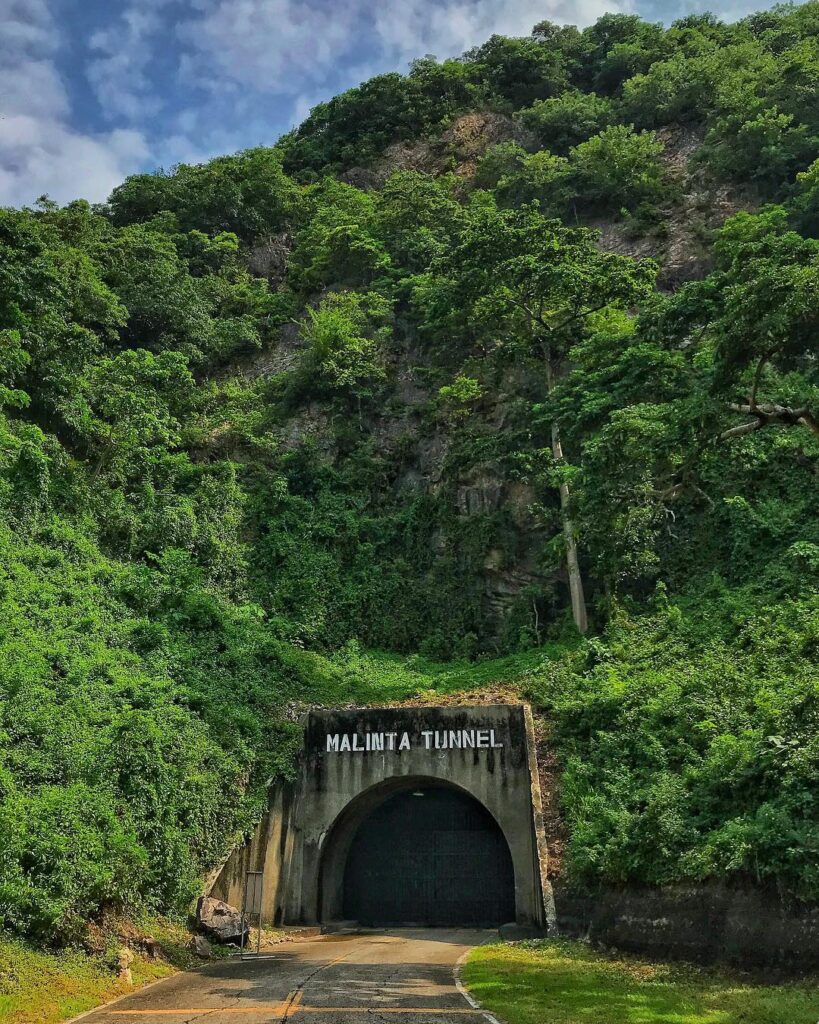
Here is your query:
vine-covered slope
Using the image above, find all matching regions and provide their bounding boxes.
[0,5,817,944]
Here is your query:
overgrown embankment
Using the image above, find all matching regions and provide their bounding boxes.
[0,918,205,1024]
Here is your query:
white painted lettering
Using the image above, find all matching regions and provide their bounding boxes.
[324,723,505,754]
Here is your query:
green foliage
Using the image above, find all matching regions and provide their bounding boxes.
[298,291,391,408]
[569,125,667,213]
[517,91,613,153]
[494,151,575,213]
[108,149,302,243]
[288,179,390,291]
[280,61,478,178]
[527,595,819,897]
[438,376,484,420]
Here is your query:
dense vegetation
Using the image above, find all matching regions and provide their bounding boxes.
[1,3,817,947]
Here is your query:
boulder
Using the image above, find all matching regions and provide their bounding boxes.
[196,896,248,944]
[189,934,213,959]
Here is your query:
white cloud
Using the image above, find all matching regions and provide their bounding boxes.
[372,0,626,67]
[176,0,626,103]
[0,0,153,206]
[0,116,148,206]
[176,0,358,92]
[0,57,69,119]
[87,4,168,122]
[0,0,636,205]
[0,0,57,54]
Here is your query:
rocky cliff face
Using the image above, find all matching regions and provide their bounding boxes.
[230,118,751,645]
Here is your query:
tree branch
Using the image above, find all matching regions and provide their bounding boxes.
[719,418,765,441]
[721,402,819,439]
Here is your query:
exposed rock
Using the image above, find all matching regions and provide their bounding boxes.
[248,232,292,284]
[440,111,535,177]
[506,482,537,529]
[594,124,754,290]
[190,934,213,958]
[133,935,159,960]
[338,167,382,191]
[368,111,535,185]
[373,138,441,183]
[456,466,503,516]
[197,896,249,944]
[212,322,304,386]
[395,366,428,406]
[654,123,706,175]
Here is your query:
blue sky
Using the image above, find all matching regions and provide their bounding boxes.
[1,0,773,207]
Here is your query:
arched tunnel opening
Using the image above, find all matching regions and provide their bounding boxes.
[323,780,516,927]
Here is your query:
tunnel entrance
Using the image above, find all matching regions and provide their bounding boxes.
[340,783,515,926]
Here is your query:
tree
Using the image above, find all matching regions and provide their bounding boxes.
[109,149,302,244]
[423,200,656,631]
[298,291,391,417]
[465,34,569,109]
[664,208,819,440]
[517,91,612,153]
[0,209,125,414]
[569,125,667,214]
[288,180,390,292]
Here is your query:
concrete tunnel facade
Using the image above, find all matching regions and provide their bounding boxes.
[210,704,551,929]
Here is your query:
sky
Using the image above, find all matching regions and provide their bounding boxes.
[1,0,774,207]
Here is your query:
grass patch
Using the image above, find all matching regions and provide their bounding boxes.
[463,939,819,1024]
[0,917,213,1024]
[285,644,549,707]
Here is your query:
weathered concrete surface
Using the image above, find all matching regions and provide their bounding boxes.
[211,704,548,929]
[76,930,492,1024]
[555,881,819,973]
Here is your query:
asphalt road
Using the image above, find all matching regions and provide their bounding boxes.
[77,930,496,1024]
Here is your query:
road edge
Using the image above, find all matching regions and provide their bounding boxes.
[63,972,182,1024]
[454,946,504,1024]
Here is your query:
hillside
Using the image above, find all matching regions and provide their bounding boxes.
[0,4,817,950]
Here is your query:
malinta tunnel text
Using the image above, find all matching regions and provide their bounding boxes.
[325,728,504,753]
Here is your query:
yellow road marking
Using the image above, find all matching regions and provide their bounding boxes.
[111,1011,287,1016]
[282,989,304,1018]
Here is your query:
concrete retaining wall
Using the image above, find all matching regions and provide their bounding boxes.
[554,880,819,973]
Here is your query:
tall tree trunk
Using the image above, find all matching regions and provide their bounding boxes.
[545,353,588,635]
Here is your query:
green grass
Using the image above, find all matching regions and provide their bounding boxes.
[284,644,550,706]
[0,918,213,1024]
[463,940,819,1024]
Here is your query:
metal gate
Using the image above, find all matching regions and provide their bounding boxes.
[342,785,515,926]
